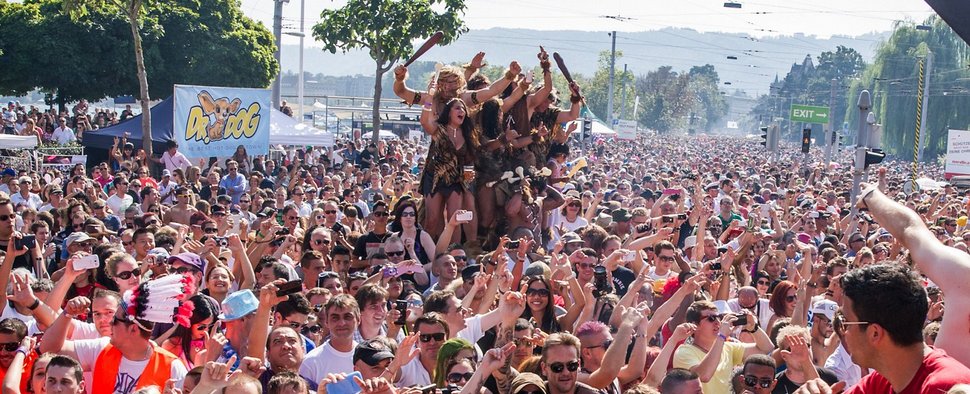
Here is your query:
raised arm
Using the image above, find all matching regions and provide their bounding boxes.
[462,61,520,106]
[393,65,422,106]
[860,183,970,365]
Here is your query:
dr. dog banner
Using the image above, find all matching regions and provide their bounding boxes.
[173,85,270,158]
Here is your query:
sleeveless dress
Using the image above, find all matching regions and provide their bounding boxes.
[419,124,475,198]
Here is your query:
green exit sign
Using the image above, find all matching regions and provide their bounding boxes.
[790,104,830,124]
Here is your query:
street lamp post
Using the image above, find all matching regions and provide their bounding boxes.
[283,0,305,122]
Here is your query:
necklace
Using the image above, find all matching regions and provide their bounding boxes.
[446,125,458,140]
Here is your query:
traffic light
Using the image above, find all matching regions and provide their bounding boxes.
[801,128,811,153]
[760,126,769,148]
[864,149,885,168]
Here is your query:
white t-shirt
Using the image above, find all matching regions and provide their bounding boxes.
[11,192,43,210]
[74,337,188,394]
[397,357,432,387]
[52,127,76,144]
[299,339,356,385]
[546,209,589,250]
[70,319,102,340]
[106,194,134,216]
[456,314,486,359]
[160,151,192,172]
[0,304,39,335]
[824,343,862,387]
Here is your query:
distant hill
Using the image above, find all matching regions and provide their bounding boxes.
[281,27,888,96]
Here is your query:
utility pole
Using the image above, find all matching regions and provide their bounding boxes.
[850,90,871,210]
[607,31,616,128]
[916,50,933,162]
[271,0,287,109]
[296,0,305,121]
[619,64,628,120]
[824,78,837,166]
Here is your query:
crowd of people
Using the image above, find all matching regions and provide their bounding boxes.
[0,49,969,394]
[2,99,134,145]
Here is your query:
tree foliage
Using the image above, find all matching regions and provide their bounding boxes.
[0,0,277,103]
[848,15,970,160]
[312,0,467,143]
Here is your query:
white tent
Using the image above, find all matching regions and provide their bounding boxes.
[564,120,617,137]
[269,108,335,147]
[0,135,39,149]
[362,130,400,140]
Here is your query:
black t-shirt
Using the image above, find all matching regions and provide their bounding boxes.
[611,266,636,296]
[359,149,375,169]
[772,367,838,394]
[353,231,391,260]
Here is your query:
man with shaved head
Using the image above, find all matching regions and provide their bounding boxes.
[715,283,773,331]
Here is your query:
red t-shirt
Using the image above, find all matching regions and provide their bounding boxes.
[846,347,970,394]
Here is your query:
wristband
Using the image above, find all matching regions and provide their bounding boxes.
[717,333,728,341]
[27,298,40,311]
[15,347,28,357]
[570,95,582,104]
[504,69,516,81]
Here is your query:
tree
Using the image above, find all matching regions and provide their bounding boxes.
[63,0,155,156]
[0,0,277,118]
[312,0,467,145]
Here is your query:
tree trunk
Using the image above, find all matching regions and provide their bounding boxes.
[371,62,383,146]
[128,0,152,157]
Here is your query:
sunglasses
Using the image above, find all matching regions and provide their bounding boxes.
[786,295,797,303]
[744,375,774,389]
[702,314,724,323]
[585,339,613,349]
[447,373,474,384]
[419,333,446,343]
[399,212,416,217]
[0,214,14,222]
[373,212,389,217]
[833,312,869,334]
[171,266,195,275]
[195,322,216,331]
[453,255,467,261]
[203,227,218,233]
[324,210,337,214]
[114,268,141,280]
[548,360,580,373]
[302,325,323,335]
[0,342,18,352]
[526,288,551,297]
[386,251,405,257]
[756,280,770,286]
[314,239,331,245]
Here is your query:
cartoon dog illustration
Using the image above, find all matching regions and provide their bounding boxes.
[197,91,241,142]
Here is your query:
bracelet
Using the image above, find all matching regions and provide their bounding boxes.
[717,333,728,341]
[504,69,516,81]
[570,95,582,104]
[15,347,28,357]
[27,298,40,311]
[860,188,876,209]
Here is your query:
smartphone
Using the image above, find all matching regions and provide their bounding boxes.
[507,240,520,249]
[676,213,688,220]
[72,254,100,270]
[746,215,759,232]
[276,280,304,297]
[213,236,228,247]
[325,371,362,394]
[456,210,473,223]
[662,216,674,224]
[733,314,748,327]
[394,300,408,326]
[332,223,346,236]
[636,224,651,233]
[662,189,680,196]
[419,385,437,394]
[711,262,722,271]
[14,235,36,250]
[623,251,636,262]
